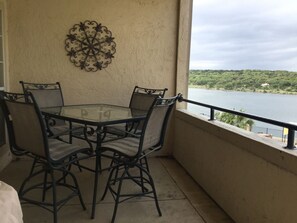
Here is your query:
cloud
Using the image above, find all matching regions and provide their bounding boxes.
[190,0,297,71]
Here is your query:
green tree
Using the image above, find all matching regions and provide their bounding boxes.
[215,109,254,131]
[188,69,297,94]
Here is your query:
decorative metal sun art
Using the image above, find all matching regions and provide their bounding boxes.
[65,20,116,72]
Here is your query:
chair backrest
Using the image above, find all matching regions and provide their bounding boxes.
[129,86,168,111]
[20,81,64,108]
[138,94,181,158]
[0,91,48,158]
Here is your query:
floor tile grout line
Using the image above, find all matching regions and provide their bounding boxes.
[158,156,208,223]
[158,157,235,223]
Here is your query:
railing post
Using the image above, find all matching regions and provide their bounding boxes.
[209,108,215,120]
[286,128,296,149]
[177,97,297,146]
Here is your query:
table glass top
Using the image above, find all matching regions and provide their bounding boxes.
[41,104,147,125]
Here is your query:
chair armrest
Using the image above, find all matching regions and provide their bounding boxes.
[48,125,85,139]
[105,126,141,138]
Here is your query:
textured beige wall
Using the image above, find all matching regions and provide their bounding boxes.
[174,110,297,223]
[2,0,180,157]
[7,0,178,105]
[176,0,192,109]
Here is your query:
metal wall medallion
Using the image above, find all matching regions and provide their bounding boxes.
[65,20,116,72]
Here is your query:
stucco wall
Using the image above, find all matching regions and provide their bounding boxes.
[174,110,297,223]
[6,0,178,103]
[1,0,179,158]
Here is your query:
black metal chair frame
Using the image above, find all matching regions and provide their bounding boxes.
[105,86,168,137]
[0,91,92,223]
[129,86,168,107]
[100,94,180,223]
[105,86,168,173]
[19,81,83,144]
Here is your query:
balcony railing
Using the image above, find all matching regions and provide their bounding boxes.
[178,96,297,149]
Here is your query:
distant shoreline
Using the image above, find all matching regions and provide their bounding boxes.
[188,88,297,138]
[189,70,297,95]
[188,85,297,95]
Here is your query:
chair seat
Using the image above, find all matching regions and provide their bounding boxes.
[49,123,69,135]
[49,123,83,135]
[105,124,126,136]
[100,94,179,223]
[48,139,91,162]
[101,137,140,157]
[0,91,91,223]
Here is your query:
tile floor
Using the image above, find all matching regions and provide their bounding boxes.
[0,156,234,223]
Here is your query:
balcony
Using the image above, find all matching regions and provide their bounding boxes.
[1,106,297,223]
[173,109,297,223]
[1,0,296,222]
[0,156,233,223]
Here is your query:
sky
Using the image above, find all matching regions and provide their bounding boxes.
[190,0,297,71]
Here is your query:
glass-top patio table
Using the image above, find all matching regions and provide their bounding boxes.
[41,104,146,126]
[41,104,147,219]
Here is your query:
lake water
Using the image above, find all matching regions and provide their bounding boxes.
[187,88,297,137]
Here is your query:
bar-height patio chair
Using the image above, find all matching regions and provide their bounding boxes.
[70,86,168,143]
[72,86,169,174]
[0,91,93,223]
[100,94,181,223]
[19,81,82,143]
[105,86,168,138]
[103,86,168,172]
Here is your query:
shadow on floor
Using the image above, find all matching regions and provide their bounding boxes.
[0,156,234,223]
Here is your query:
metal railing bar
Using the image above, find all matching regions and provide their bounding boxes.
[178,96,297,149]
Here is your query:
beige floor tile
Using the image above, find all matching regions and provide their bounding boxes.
[0,156,235,223]
[94,199,205,223]
[160,157,235,223]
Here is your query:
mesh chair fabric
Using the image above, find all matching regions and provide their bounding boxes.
[102,95,179,159]
[128,88,168,131]
[142,106,169,150]
[20,81,77,139]
[29,89,63,108]
[0,91,92,223]
[104,86,167,138]
[6,100,46,157]
[100,94,179,223]
[1,91,92,162]
[48,139,90,161]
[129,93,160,111]
[101,137,140,157]
[4,95,85,162]
[21,83,65,126]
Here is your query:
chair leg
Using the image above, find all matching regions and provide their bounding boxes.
[109,152,116,170]
[143,156,150,173]
[66,169,86,210]
[139,158,145,193]
[18,158,87,223]
[125,170,148,192]
[138,164,162,217]
[111,169,127,223]
[49,170,58,223]
[42,170,48,202]
[112,160,120,185]
[29,157,39,176]
[18,168,45,199]
[101,165,118,201]
[68,155,83,172]
[103,159,162,222]
[69,133,73,144]
[91,154,101,219]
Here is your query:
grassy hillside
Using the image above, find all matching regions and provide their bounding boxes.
[189,70,297,94]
